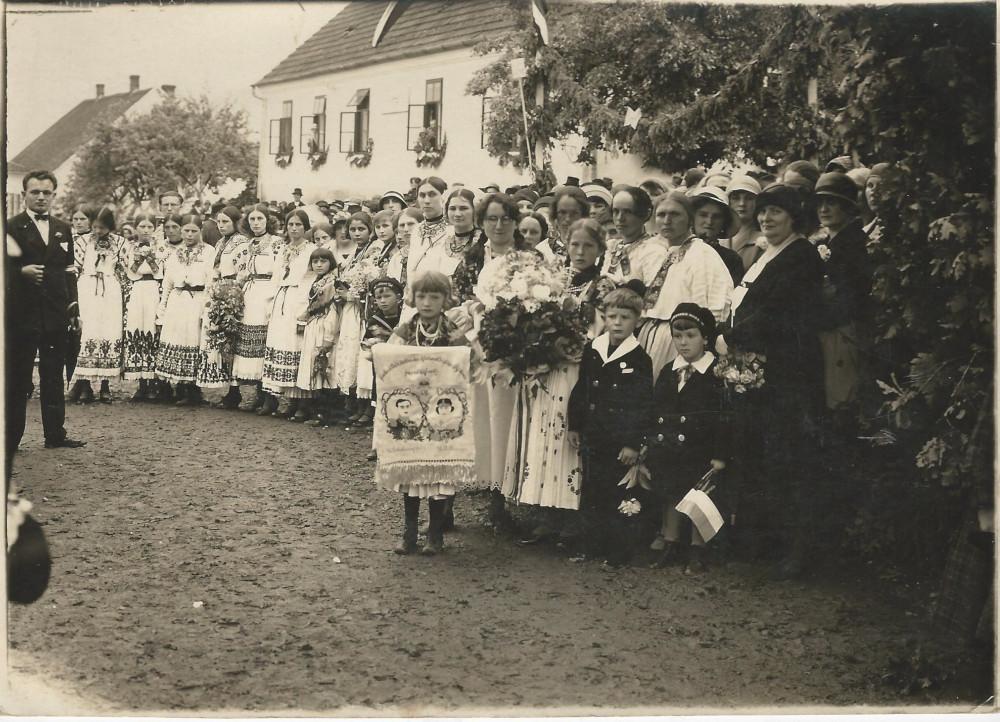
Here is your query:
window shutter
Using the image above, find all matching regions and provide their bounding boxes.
[407,104,425,150]
[269,119,281,155]
[300,116,314,154]
[340,111,357,154]
[279,117,292,154]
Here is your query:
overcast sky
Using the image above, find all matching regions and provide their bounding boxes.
[5,2,344,157]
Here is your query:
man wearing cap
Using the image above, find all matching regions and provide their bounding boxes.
[289,188,305,208]
[814,171,873,414]
[690,187,745,285]
[723,175,765,272]
[582,183,618,241]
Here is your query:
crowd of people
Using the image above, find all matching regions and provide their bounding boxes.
[8,155,887,577]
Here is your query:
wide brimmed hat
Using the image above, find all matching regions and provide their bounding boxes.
[513,188,540,204]
[581,183,613,206]
[380,190,407,207]
[689,186,741,238]
[815,172,859,207]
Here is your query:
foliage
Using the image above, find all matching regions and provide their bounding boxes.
[206,279,245,360]
[413,128,446,168]
[64,95,258,214]
[274,151,293,169]
[347,138,374,168]
[467,2,842,173]
[306,136,328,171]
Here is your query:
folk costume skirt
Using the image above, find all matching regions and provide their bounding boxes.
[232,277,276,382]
[74,273,124,381]
[122,278,160,380]
[262,285,307,395]
[333,301,363,394]
[155,288,205,383]
[501,365,583,510]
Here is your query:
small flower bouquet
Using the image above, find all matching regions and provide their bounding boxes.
[206,279,245,360]
[337,258,383,301]
[816,243,832,262]
[476,251,589,380]
[618,498,642,517]
[713,350,766,394]
[312,347,331,384]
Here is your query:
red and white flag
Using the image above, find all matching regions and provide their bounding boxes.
[531,0,549,45]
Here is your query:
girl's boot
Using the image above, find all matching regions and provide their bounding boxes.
[214,384,241,410]
[394,495,420,555]
[291,398,311,422]
[67,380,85,403]
[257,393,278,416]
[156,379,174,403]
[132,379,148,402]
[421,498,446,556]
[79,380,95,404]
[98,380,113,404]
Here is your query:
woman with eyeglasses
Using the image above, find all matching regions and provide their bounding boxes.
[456,193,539,530]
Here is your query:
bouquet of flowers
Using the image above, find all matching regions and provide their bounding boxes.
[206,279,245,360]
[337,257,382,300]
[477,251,589,380]
[713,350,766,394]
[312,347,331,384]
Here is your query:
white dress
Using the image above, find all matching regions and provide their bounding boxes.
[73,233,125,381]
[332,241,382,394]
[639,237,734,380]
[155,243,214,382]
[197,233,252,387]
[122,238,163,379]
[232,234,285,382]
[295,274,340,391]
[261,240,316,395]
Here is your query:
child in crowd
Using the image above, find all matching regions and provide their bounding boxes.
[568,280,654,566]
[385,271,469,555]
[645,303,729,574]
[295,247,340,424]
[354,277,404,435]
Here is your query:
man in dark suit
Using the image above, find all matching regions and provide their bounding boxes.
[6,169,85,461]
[289,188,305,208]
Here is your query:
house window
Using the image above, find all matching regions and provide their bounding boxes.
[407,79,443,150]
[300,96,327,154]
[481,95,495,149]
[340,89,370,153]
[269,100,294,155]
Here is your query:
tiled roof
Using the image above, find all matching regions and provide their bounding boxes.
[10,88,152,172]
[255,0,517,87]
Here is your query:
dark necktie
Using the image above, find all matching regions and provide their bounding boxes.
[34,213,49,222]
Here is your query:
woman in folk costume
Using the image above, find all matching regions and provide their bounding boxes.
[154,214,215,405]
[332,211,380,422]
[197,205,252,407]
[639,191,734,381]
[351,209,402,425]
[293,247,341,422]
[232,204,285,411]
[441,188,486,284]
[503,219,616,545]
[121,213,165,400]
[403,177,453,301]
[260,208,317,418]
[538,185,589,263]
[387,207,422,286]
[604,186,671,286]
[71,207,126,404]
[461,193,539,527]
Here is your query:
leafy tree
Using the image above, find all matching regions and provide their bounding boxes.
[63,96,258,213]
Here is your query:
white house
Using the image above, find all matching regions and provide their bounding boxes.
[253,0,669,202]
[7,76,173,216]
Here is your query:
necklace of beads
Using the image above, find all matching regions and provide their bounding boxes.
[415,317,444,346]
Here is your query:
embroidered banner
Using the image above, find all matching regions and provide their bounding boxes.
[373,345,475,489]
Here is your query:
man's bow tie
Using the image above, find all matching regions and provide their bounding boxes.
[33,214,49,222]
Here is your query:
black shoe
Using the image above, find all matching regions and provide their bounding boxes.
[212,387,242,410]
[79,384,95,404]
[394,496,420,555]
[98,383,113,404]
[67,380,85,403]
[44,437,86,449]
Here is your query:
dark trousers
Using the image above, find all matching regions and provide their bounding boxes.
[6,329,67,460]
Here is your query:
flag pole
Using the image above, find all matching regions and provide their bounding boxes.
[517,76,535,174]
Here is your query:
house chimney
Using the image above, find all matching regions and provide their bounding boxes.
[161,84,176,98]
[129,74,140,92]
[96,84,105,98]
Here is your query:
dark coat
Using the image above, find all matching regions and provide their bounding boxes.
[6,212,77,337]
[645,356,730,504]
[710,241,745,286]
[725,237,824,407]
[817,218,872,331]
[568,336,653,453]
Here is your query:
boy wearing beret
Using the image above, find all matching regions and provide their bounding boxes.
[645,302,730,573]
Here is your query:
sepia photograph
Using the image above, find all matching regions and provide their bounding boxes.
[3,0,996,715]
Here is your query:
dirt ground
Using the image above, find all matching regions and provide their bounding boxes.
[5,387,991,714]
